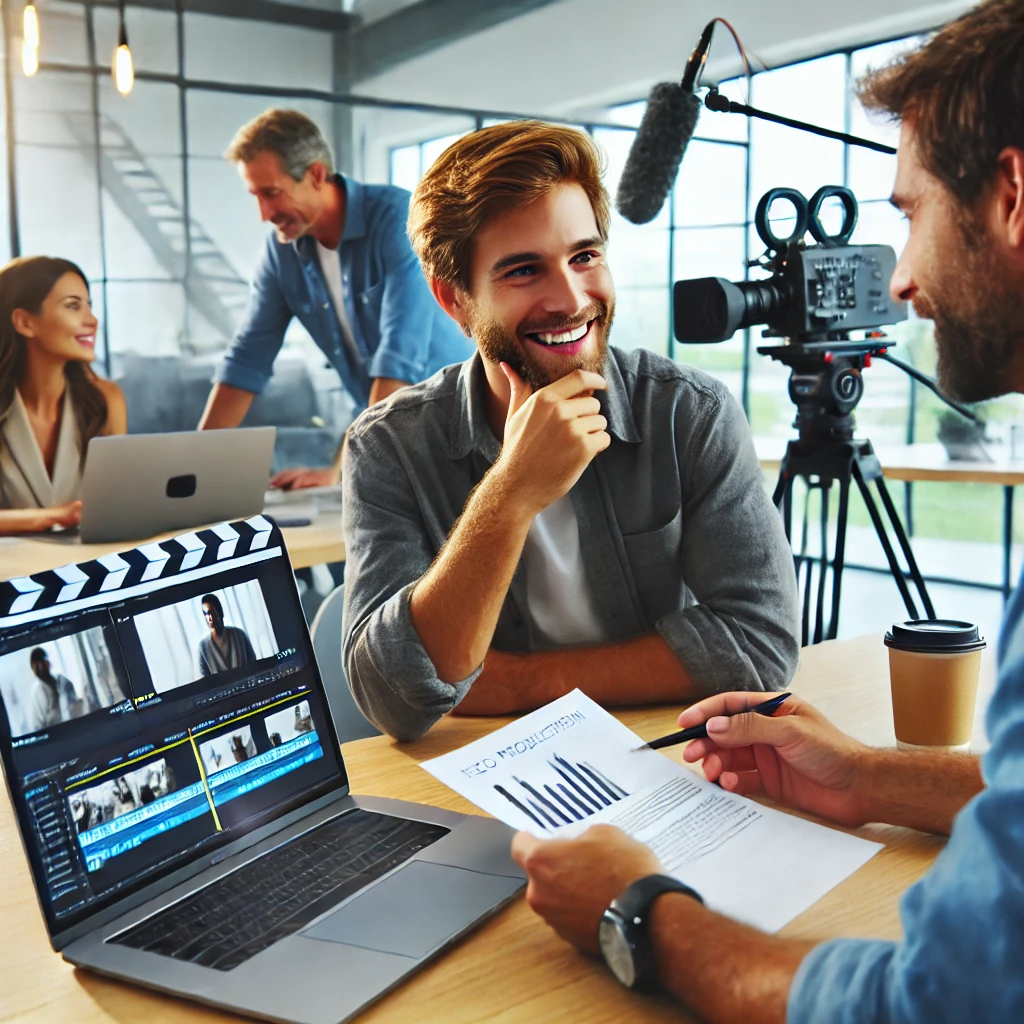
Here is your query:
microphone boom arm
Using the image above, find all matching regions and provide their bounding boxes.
[704,88,896,154]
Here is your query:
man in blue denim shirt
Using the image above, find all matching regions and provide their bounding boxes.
[199,109,470,489]
[513,3,1024,1020]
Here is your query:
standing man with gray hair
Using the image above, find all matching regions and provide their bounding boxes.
[200,109,471,489]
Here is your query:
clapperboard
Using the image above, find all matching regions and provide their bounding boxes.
[0,517,277,620]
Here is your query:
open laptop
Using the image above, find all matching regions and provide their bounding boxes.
[80,428,276,544]
[0,517,523,1024]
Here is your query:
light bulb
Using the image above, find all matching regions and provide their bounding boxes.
[23,5,40,48]
[22,39,38,77]
[113,42,134,96]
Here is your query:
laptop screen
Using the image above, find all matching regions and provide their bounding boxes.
[0,517,346,939]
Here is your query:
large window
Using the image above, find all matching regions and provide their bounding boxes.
[4,3,384,467]
[387,29,1024,563]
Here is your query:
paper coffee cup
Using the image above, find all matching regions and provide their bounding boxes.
[884,620,986,749]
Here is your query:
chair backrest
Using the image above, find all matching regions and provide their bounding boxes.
[309,585,381,745]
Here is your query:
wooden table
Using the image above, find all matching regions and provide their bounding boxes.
[758,438,1024,602]
[0,513,345,581]
[0,633,997,1023]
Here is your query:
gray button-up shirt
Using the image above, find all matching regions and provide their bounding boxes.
[341,346,800,741]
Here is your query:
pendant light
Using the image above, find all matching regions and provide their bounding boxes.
[22,4,40,77]
[23,4,39,48]
[113,1,134,97]
[21,38,38,77]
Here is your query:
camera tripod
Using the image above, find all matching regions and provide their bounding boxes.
[762,340,935,645]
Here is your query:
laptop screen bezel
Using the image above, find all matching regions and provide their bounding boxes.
[0,518,351,949]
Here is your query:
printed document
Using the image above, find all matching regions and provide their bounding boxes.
[422,690,881,933]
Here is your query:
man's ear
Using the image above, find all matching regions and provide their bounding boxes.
[430,278,472,335]
[996,147,1024,251]
[309,161,331,189]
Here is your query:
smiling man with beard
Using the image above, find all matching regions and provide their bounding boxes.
[340,121,799,741]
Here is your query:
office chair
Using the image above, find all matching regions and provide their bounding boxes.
[309,585,381,744]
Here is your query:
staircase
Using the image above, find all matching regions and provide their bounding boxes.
[64,113,250,349]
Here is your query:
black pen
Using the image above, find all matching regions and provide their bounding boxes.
[636,692,792,751]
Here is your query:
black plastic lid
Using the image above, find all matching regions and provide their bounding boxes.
[884,619,986,654]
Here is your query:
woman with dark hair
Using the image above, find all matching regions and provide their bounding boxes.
[0,256,126,533]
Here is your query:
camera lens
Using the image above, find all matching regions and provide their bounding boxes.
[674,277,788,343]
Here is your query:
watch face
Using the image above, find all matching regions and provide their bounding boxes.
[599,915,636,988]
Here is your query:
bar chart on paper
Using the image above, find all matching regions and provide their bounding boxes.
[493,753,630,831]
[423,691,885,935]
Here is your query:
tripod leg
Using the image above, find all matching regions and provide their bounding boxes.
[813,481,831,645]
[852,462,921,620]
[828,477,850,641]
[873,475,936,619]
[799,482,815,647]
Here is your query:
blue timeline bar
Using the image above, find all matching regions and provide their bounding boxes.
[80,790,212,870]
[208,732,323,806]
[76,733,322,869]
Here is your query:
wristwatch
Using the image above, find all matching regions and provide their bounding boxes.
[599,874,703,990]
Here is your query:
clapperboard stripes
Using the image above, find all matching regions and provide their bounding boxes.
[0,516,277,620]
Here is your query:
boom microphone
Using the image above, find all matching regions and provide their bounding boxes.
[615,20,715,225]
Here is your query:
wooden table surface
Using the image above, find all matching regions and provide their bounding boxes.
[0,513,345,581]
[756,438,1024,486]
[0,633,997,1023]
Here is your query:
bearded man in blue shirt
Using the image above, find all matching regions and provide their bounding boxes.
[199,109,470,489]
[512,2,1024,1020]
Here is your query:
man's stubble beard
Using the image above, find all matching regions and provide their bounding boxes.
[919,208,1024,404]
[468,299,615,390]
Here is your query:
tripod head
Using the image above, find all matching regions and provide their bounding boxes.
[758,336,893,444]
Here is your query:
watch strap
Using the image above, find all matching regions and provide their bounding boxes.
[612,873,704,923]
[606,874,703,990]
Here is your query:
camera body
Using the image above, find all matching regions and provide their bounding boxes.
[672,186,908,441]
[673,242,906,344]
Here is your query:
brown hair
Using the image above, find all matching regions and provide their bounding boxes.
[858,0,1024,204]
[0,256,107,466]
[224,108,334,180]
[408,120,610,290]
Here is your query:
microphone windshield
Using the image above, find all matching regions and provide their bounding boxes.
[615,82,701,226]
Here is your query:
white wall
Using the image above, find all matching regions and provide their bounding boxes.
[356,0,975,125]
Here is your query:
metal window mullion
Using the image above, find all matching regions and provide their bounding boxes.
[86,6,112,376]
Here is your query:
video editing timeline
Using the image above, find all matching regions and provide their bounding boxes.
[68,689,324,873]
[0,525,347,934]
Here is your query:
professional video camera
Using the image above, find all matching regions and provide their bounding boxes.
[672,181,941,643]
[674,184,907,442]
[615,15,984,642]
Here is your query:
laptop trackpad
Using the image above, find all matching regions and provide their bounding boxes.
[301,861,521,959]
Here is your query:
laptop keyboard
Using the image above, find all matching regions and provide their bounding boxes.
[110,809,450,971]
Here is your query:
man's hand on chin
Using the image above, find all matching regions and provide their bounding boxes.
[510,825,661,955]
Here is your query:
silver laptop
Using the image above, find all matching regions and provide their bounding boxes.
[80,428,276,544]
[0,517,523,1024]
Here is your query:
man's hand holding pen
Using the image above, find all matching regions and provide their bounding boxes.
[678,692,872,829]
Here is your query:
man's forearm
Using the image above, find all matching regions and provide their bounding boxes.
[453,634,695,715]
[330,379,407,473]
[368,376,408,406]
[650,893,811,1024]
[409,469,533,683]
[858,747,983,835]
[198,382,254,429]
